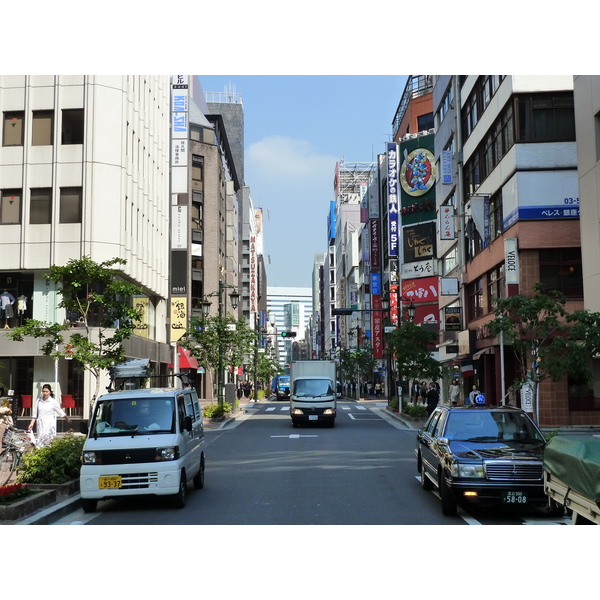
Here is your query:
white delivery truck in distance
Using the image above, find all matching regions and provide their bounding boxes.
[289,360,337,428]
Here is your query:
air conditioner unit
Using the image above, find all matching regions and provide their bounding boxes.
[428,128,435,134]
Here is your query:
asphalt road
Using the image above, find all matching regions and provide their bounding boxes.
[54,400,570,526]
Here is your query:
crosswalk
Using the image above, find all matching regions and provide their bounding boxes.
[249,402,388,415]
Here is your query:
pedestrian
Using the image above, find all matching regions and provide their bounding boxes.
[449,379,461,405]
[27,384,72,446]
[425,382,440,417]
[467,384,481,405]
[419,381,428,405]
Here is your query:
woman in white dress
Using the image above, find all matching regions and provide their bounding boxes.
[27,384,72,446]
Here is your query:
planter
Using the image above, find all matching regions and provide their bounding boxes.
[0,478,80,523]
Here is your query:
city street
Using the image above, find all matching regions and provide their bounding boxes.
[54,400,569,526]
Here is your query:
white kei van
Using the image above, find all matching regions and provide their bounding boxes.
[79,386,205,513]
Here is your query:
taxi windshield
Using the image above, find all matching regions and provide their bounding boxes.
[444,410,544,443]
[91,397,175,437]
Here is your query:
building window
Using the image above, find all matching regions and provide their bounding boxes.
[539,248,583,299]
[515,92,575,142]
[467,277,484,321]
[489,191,503,241]
[3,111,24,146]
[32,110,54,146]
[441,247,457,276]
[487,264,506,312]
[59,187,82,223]
[30,188,52,224]
[61,109,84,144]
[1,189,22,224]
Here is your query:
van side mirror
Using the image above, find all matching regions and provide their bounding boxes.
[79,421,89,435]
[184,415,193,432]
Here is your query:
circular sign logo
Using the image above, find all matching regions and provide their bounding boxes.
[400,148,436,196]
[475,394,486,404]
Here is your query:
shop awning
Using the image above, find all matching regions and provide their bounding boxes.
[473,347,495,360]
[178,347,199,370]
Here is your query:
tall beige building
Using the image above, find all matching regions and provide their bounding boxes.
[0,75,173,417]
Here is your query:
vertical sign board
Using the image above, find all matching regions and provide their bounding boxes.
[170,297,188,343]
[371,273,383,359]
[360,181,368,223]
[387,143,399,258]
[440,204,455,240]
[441,150,453,185]
[504,238,519,296]
[369,218,380,272]
[250,235,257,312]
[171,75,189,197]
[133,296,150,338]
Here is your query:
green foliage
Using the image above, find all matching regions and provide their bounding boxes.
[388,396,399,410]
[387,321,441,384]
[7,257,143,405]
[402,403,428,418]
[17,435,86,485]
[487,283,600,422]
[338,347,376,388]
[202,402,233,419]
[183,315,255,377]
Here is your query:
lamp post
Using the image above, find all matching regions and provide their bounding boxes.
[201,281,239,409]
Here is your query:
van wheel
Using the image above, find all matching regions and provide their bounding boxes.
[193,457,205,489]
[81,498,97,513]
[172,471,187,508]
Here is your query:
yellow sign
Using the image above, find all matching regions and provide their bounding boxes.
[170,297,187,342]
[133,297,149,338]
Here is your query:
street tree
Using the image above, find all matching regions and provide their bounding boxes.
[487,283,600,422]
[338,347,377,397]
[182,314,256,404]
[7,257,143,408]
[387,321,441,405]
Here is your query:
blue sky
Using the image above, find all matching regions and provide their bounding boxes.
[199,75,408,289]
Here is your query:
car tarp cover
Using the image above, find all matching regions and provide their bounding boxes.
[543,434,600,502]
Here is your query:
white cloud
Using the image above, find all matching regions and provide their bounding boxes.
[246,135,338,287]
[247,135,336,182]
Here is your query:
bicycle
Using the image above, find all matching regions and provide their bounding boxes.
[0,426,36,486]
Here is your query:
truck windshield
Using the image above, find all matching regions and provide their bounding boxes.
[91,397,175,437]
[294,379,334,397]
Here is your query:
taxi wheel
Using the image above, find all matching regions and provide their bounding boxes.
[172,471,187,509]
[440,473,457,516]
[420,464,434,491]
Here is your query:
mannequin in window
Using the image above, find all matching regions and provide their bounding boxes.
[1,290,15,328]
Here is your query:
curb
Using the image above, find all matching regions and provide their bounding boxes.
[15,493,82,525]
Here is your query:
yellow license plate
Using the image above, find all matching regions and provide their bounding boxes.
[99,476,122,489]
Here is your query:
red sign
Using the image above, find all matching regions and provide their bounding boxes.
[402,277,439,303]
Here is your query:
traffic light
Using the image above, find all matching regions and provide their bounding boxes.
[332,308,353,316]
[281,331,296,338]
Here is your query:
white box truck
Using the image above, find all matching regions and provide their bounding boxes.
[289,360,337,428]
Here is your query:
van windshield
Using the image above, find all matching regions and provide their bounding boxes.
[91,397,175,437]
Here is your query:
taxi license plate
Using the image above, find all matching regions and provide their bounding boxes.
[309,415,319,421]
[99,476,122,489]
[501,490,527,504]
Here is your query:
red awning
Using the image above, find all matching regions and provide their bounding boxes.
[177,347,199,370]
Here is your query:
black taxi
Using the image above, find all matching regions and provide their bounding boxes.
[416,402,547,516]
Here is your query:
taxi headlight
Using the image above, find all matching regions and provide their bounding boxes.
[451,463,485,478]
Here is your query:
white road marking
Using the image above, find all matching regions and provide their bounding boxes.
[271,435,319,439]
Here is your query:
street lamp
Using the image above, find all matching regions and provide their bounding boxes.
[201,281,239,408]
